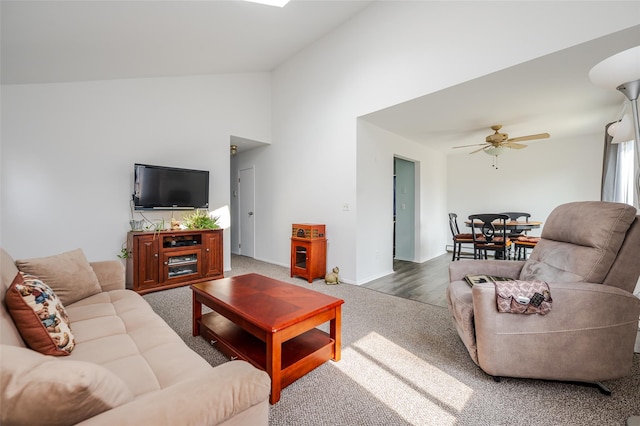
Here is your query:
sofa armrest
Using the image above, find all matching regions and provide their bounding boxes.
[449,259,525,282]
[471,281,640,380]
[90,261,125,292]
[78,361,271,426]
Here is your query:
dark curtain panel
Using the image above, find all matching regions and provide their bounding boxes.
[601,121,619,202]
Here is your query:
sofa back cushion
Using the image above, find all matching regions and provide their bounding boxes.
[520,201,637,283]
[1,249,25,347]
[16,249,101,306]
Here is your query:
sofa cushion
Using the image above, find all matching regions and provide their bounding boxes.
[5,273,76,356]
[16,249,101,305]
[520,201,637,283]
[0,345,133,426]
[65,289,213,397]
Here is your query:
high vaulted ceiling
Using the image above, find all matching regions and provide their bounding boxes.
[0,0,372,84]
[2,1,638,155]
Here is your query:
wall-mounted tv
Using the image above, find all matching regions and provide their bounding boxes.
[133,163,209,210]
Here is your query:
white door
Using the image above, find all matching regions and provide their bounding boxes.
[239,167,255,258]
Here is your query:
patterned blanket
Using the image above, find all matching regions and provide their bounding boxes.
[494,280,552,315]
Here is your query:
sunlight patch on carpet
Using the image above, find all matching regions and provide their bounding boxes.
[331,332,472,425]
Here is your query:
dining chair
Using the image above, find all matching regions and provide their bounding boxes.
[468,213,512,260]
[448,213,476,261]
[500,212,537,259]
[500,212,532,240]
[514,236,541,260]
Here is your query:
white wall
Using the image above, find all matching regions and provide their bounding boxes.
[265,1,639,284]
[1,73,271,267]
[447,132,604,235]
[2,2,638,286]
[357,120,448,283]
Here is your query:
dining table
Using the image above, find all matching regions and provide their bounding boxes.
[465,219,542,233]
[465,219,542,260]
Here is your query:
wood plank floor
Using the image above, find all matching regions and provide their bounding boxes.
[362,253,452,308]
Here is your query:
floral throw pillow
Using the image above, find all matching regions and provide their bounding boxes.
[5,272,76,355]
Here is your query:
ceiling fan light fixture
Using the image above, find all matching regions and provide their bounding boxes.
[484,146,507,156]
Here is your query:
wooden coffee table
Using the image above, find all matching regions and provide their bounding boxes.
[191,273,344,404]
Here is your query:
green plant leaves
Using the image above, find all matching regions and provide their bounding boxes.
[182,210,220,230]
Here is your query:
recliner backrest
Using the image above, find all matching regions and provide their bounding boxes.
[519,201,637,284]
[602,216,640,293]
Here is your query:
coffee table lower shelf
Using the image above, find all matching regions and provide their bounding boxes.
[199,312,335,391]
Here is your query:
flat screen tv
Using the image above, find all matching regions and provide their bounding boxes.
[133,163,209,210]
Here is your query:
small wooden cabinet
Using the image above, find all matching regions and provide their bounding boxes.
[134,234,160,288]
[127,229,223,294]
[202,231,224,278]
[290,224,326,283]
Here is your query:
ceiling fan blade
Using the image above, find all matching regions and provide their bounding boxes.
[469,146,488,154]
[452,143,487,149]
[507,133,550,143]
[504,142,527,149]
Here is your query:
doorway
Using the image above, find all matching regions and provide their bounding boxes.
[394,157,415,262]
[238,167,255,258]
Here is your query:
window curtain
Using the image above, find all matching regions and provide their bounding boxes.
[601,121,635,205]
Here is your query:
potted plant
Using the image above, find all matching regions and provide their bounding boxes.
[182,210,220,230]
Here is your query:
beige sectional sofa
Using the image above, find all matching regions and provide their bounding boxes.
[1,248,271,425]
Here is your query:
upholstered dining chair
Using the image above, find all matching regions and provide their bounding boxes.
[448,213,476,261]
[447,201,640,394]
[468,213,512,260]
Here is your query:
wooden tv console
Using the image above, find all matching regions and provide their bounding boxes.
[126,229,223,294]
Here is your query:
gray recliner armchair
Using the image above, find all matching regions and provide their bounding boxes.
[446,201,640,393]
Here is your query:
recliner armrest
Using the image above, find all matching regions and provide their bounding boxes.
[472,280,640,329]
[471,281,640,380]
[449,259,525,282]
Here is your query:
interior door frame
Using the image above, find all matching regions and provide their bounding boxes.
[238,166,256,258]
[393,156,416,262]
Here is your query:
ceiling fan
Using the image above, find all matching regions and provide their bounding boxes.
[453,125,550,154]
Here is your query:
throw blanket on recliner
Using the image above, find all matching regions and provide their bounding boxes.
[495,280,552,315]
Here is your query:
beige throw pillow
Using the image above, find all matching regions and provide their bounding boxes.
[16,249,101,305]
[1,345,133,425]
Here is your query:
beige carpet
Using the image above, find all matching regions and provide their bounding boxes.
[144,255,640,425]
